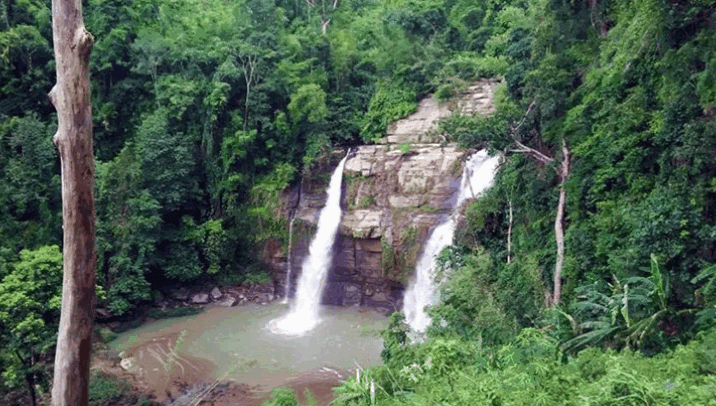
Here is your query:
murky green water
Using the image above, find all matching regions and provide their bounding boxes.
[109,302,387,390]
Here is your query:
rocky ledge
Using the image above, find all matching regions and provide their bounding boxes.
[266,79,499,312]
[96,283,279,326]
[161,283,277,309]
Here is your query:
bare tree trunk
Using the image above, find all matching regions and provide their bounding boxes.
[26,371,37,406]
[553,140,570,306]
[507,200,513,264]
[49,0,96,404]
[240,54,256,131]
[589,0,608,37]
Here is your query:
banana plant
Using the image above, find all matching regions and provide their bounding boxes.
[562,254,694,353]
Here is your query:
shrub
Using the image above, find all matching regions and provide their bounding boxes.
[89,372,130,406]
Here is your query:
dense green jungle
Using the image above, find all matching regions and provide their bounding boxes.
[2,0,716,404]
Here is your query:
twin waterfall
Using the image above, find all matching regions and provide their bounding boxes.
[403,150,500,332]
[270,155,349,336]
[270,150,498,336]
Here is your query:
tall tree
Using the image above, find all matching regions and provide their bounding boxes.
[48,0,95,403]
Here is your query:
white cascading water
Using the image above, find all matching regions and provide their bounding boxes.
[402,150,500,332]
[270,154,349,336]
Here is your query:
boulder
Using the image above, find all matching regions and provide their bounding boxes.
[216,296,237,307]
[191,292,209,304]
[95,307,111,320]
[211,287,222,300]
[120,357,135,371]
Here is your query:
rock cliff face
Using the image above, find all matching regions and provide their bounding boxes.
[267,79,499,311]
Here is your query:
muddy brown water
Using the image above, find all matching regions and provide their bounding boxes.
[109,302,387,404]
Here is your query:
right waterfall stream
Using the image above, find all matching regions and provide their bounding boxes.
[402,150,501,332]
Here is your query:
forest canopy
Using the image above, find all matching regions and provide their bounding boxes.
[2,0,716,403]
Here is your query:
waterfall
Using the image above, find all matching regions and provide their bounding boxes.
[402,150,500,332]
[270,154,349,336]
[282,215,296,304]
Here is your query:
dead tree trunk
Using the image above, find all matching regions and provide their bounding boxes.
[552,140,570,306]
[508,104,570,307]
[49,0,95,404]
[239,53,257,131]
[25,371,37,406]
[507,200,513,264]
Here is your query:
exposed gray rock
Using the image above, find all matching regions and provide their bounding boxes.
[210,287,222,300]
[342,209,382,239]
[270,80,499,311]
[343,284,362,306]
[216,295,237,307]
[96,308,111,319]
[385,96,451,144]
[120,357,135,371]
[190,292,209,304]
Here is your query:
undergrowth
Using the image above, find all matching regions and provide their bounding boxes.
[327,327,716,405]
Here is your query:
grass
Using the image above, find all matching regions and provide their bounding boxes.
[358,195,375,208]
[399,143,413,155]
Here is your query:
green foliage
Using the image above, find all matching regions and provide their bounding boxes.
[335,326,716,406]
[243,272,272,286]
[358,195,375,208]
[95,326,118,344]
[0,115,61,251]
[0,245,62,398]
[433,54,508,101]
[361,80,417,142]
[693,263,716,305]
[89,372,130,406]
[427,250,519,345]
[249,162,296,244]
[3,0,716,396]
[381,312,412,369]
[135,109,197,211]
[89,371,151,406]
[562,255,694,354]
[262,387,310,406]
[288,84,329,123]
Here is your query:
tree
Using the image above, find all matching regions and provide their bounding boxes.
[0,245,63,406]
[506,105,571,307]
[48,0,96,403]
[444,98,572,307]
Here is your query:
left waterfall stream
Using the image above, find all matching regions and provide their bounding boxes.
[269,154,349,336]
